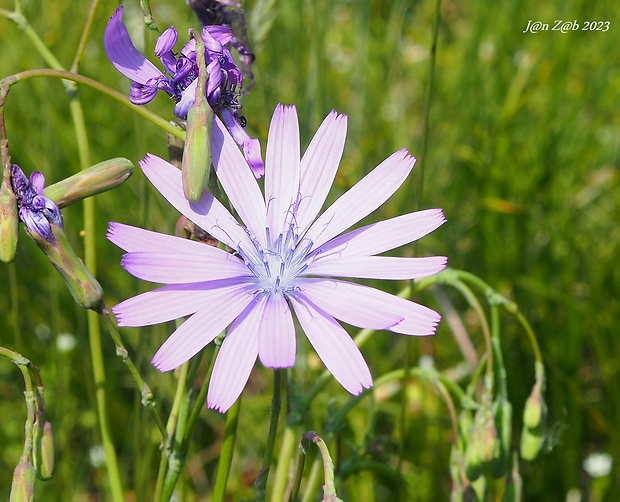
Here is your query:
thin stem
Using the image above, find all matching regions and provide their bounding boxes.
[270,425,300,502]
[100,308,167,440]
[212,397,242,502]
[9,262,21,350]
[71,0,101,73]
[159,340,222,501]
[255,369,283,501]
[2,70,185,140]
[87,311,125,502]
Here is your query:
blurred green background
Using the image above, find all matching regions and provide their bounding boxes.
[1,0,619,500]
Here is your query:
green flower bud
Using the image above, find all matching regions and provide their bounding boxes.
[464,424,483,482]
[0,172,18,262]
[43,158,133,208]
[519,424,544,461]
[10,457,35,502]
[181,32,212,202]
[477,403,498,463]
[487,398,512,478]
[523,382,546,430]
[182,96,212,202]
[27,223,104,311]
[502,453,523,502]
[32,420,54,480]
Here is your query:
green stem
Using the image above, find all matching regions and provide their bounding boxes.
[255,369,283,501]
[328,367,468,435]
[87,310,125,502]
[158,339,222,501]
[100,308,167,441]
[71,0,101,73]
[415,0,441,212]
[2,69,185,140]
[212,397,242,502]
[270,425,300,502]
[8,262,21,350]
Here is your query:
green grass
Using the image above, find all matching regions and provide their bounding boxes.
[1,0,619,500]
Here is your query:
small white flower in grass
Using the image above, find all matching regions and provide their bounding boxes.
[108,104,447,412]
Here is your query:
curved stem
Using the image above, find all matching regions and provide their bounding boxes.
[2,69,185,140]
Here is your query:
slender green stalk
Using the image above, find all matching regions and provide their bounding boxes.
[158,340,222,501]
[8,262,21,350]
[289,434,308,502]
[139,0,159,32]
[255,369,283,501]
[2,70,185,140]
[212,397,242,502]
[87,311,124,502]
[270,425,300,502]
[71,0,101,73]
[100,309,167,440]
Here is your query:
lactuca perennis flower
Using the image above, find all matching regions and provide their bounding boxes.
[104,6,264,177]
[108,105,447,412]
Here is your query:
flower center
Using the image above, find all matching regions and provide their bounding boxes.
[238,221,314,295]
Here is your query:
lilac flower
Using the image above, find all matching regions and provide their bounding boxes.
[108,105,447,412]
[104,6,264,177]
[11,165,63,242]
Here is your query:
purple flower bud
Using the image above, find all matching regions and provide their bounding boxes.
[10,165,63,243]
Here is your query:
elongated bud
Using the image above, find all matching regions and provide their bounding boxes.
[475,400,498,464]
[10,457,35,502]
[523,382,546,430]
[32,420,54,480]
[1,139,18,262]
[503,453,523,502]
[43,158,133,208]
[0,171,18,262]
[464,423,483,482]
[27,223,104,311]
[519,422,544,461]
[487,398,512,478]
[182,30,212,201]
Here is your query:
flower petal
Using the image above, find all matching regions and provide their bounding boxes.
[173,78,197,119]
[306,255,447,280]
[313,209,446,259]
[152,285,254,371]
[211,117,268,247]
[296,110,347,231]
[104,7,163,85]
[139,154,252,252]
[258,293,296,368]
[289,294,372,395]
[306,149,416,252]
[296,278,441,335]
[207,302,260,412]
[108,221,226,254]
[220,108,265,178]
[265,104,301,238]
[121,249,251,284]
[112,278,251,327]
